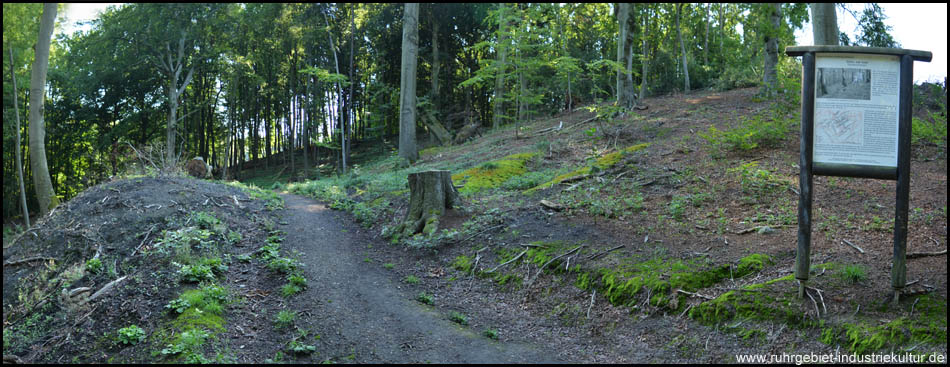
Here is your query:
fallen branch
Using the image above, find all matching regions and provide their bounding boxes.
[454,224,505,244]
[733,224,793,235]
[906,250,947,259]
[586,290,596,319]
[841,239,865,254]
[676,289,714,300]
[533,245,585,280]
[4,256,58,267]
[585,244,625,262]
[83,275,128,305]
[805,287,821,318]
[485,249,528,273]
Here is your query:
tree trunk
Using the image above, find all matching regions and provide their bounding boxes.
[29,3,58,216]
[396,170,460,238]
[763,3,782,95]
[676,3,690,93]
[640,6,650,100]
[9,47,30,227]
[399,3,420,163]
[704,3,710,65]
[810,3,839,46]
[616,3,630,104]
[492,4,508,130]
[430,17,440,117]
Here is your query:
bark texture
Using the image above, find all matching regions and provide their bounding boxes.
[398,3,420,163]
[397,170,460,237]
[28,3,58,216]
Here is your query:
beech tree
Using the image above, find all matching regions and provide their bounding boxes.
[28,3,58,216]
[399,3,420,163]
[810,3,839,46]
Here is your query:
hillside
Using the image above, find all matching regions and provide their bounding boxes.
[3,86,947,363]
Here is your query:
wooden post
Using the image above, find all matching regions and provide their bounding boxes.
[795,52,816,297]
[891,54,914,304]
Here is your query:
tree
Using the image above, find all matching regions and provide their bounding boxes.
[8,47,30,227]
[762,3,782,95]
[855,4,899,48]
[810,3,839,46]
[398,3,420,163]
[29,3,59,216]
[675,3,690,92]
[492,4,509,130]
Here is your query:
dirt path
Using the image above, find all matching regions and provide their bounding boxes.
[277,193,563,363]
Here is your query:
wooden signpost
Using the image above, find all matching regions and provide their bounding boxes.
[785,46,931,304]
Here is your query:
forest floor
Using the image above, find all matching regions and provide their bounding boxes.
[2,86,946,363]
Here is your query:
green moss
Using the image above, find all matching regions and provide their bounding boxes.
[451,255,473,273]
[587,256,745,310]
[833,295,947,354]
[452,152,538,194]
[524,143,649,194]
[735,254,773,278]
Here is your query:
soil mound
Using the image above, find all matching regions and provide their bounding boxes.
[2,176,273,363]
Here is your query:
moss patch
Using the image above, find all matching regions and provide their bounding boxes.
[524,143,649,194]
[452,152,538,194]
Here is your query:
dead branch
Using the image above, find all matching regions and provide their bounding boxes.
[485,249,528,273]
[906,250,947,259]
[585,244,626,262]
[533,245,585,280]
[586,290,596,319]
[732,224,793,235]
[83,275,128,304]
[841,239,865,254]
[539,200,564,211]
[4,256,58,266]
[805,287,821,318]
[806,286,827,314]
[676,289,714,300]
[454,224,505,244]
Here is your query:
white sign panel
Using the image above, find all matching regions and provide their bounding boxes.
[813,53,900,167]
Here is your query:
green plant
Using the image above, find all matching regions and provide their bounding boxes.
[287,340,316,354]
[838,264,867,284]
[274,310,296,329]
[483,328,499,340]
[449,311,468,326]
[267,257,301,274]
[668,196,688,221]
[287,274,307,289]
[165,298,192,314]
[404,275,420,285]
[383,263,394,270]
[417,292,434,305]
[282,284,303,297]
[117,325,146,345]
[176,263,216,283]
[85,257,103,274]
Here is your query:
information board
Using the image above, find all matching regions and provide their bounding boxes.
[813,53,900,168]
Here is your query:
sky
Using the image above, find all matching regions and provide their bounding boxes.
[61,3,947,83]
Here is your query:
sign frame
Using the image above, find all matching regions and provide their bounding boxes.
[785,45,931,303]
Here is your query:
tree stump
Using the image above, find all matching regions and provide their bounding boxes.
[397,170,460,237]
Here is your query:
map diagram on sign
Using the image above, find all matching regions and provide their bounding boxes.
[815,109,863,145]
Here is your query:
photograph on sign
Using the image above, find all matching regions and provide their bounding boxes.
[813,53,900,168]
[816,67,871,100]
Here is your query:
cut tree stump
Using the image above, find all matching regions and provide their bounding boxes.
[396,170,460,237]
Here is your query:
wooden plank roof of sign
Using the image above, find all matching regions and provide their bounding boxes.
[785,45,932,62]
